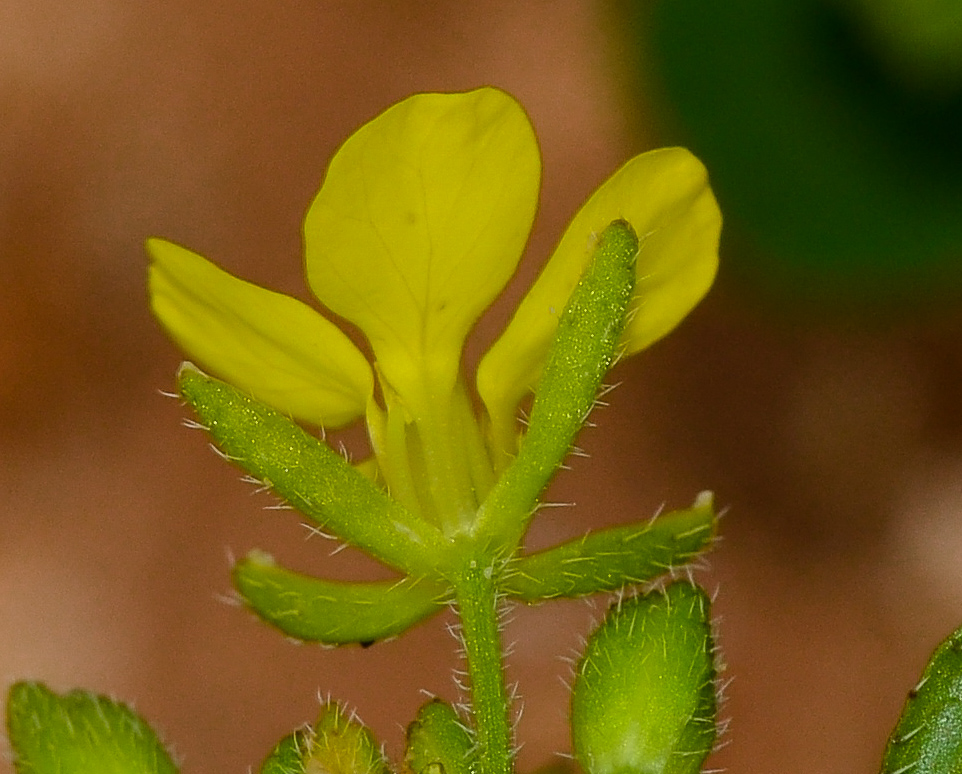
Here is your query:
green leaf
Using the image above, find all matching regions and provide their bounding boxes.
[881,622,962,774]
[474,220,638,549]
[504,493,716,602]
[177,363,449,576]
[571,582,717,774]
[234,550,446,645]
[6,682,178,774]
[478,148,720,454]
[404,699,474,774]
[148,238,373,428]
[304,87,540,417]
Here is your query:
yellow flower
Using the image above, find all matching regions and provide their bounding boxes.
[148,87,720,536]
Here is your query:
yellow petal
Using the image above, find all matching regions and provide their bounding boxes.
[147,238,373,427]
[478,147,721,442]
[303,87,540,408]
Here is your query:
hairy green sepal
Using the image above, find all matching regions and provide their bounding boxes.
[234,550,446,645]
[881,623,962,774]
[571,581,717,774]
[177,363,448,576]
[475,220,639,550]
[505,492,715,601]
[6,682,178,774]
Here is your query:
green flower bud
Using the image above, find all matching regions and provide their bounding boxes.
[260,702,388,774]
[404,699,474,774]
[302,703,388,774]
[571,582,717,774]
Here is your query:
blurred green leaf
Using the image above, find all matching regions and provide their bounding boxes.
[6,682,177,774]
[624,0,962,313]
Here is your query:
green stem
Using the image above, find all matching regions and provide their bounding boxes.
[453,557,513,774]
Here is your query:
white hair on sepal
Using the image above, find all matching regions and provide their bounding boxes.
[515,405,530,427]
[512,697,525,729]
[208,442,240,462]
[301,523,337,541]
[534,500,576,511]
[637,226,658,249]
[240,474,274,495]
[213,588,243,608]
[180,417,209,431]
[596,381,621,400]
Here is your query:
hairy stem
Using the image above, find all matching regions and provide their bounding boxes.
[453,557,513,774]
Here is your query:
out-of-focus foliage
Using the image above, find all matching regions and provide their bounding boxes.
[619,0,962,315]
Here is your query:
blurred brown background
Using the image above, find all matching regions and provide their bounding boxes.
[3,3,962,773]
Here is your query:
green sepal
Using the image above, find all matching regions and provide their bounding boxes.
[404,699,474,774]
[571,581,717,774]
[504,492,715,602]
[881,622,962,774]
[259,728,312,774]
[177,362,449,576]
[234,550,447,645]
[476,220,639,549]
[5,681,178,774]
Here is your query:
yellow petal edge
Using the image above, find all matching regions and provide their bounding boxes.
[147,238,373,427]
[478,147,721,444]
